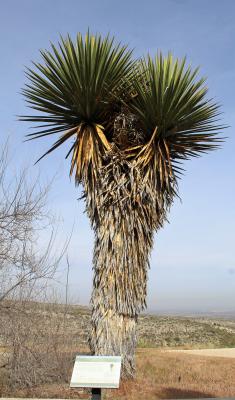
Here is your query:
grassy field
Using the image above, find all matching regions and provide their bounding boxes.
[1,302,235,399]
[109,348,235,399]
[2,349,235,399]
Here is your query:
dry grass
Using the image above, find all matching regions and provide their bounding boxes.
[1,348,235,399]
[106,348,235,400]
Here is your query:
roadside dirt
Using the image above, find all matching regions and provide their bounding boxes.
[167,347,235,358]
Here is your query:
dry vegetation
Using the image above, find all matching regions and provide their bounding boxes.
[138,314,235,349]
[108,348,235,400]
[1,302,235,399]
[0,139,69,396]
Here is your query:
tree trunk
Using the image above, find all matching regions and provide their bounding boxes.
[89,209,149,377]
[85,147,170,378]
[89,308,137,377]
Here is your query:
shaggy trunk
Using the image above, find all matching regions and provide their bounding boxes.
[90,308,137,377]
[89,206,150,377]
[84,145,171,377]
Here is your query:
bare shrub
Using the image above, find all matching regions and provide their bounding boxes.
[0,139,65,303]
[1,298,78,389]
[0,138,74,390]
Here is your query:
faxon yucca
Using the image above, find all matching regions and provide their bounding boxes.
[21,32,224,377]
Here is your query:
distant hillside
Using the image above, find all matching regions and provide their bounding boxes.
[138,314,235,348]
[60,303,235,348]
[1,301,235,349]
[149,309,235,320]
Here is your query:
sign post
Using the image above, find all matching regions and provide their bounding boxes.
[91,388,101,400]
[70,355,122,400]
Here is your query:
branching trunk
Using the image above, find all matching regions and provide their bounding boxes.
[83,145,174,377]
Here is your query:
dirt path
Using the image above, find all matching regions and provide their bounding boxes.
[167,347,235,358]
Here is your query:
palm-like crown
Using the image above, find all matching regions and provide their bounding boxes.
[21,32,223,188]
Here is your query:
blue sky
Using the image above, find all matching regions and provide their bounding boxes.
[0,0,234,313]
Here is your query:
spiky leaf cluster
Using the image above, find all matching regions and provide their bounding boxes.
[21,32,223,192]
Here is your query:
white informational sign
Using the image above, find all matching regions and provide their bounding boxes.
[70,355,122,389]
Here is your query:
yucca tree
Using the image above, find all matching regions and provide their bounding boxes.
[21,32,223,377]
